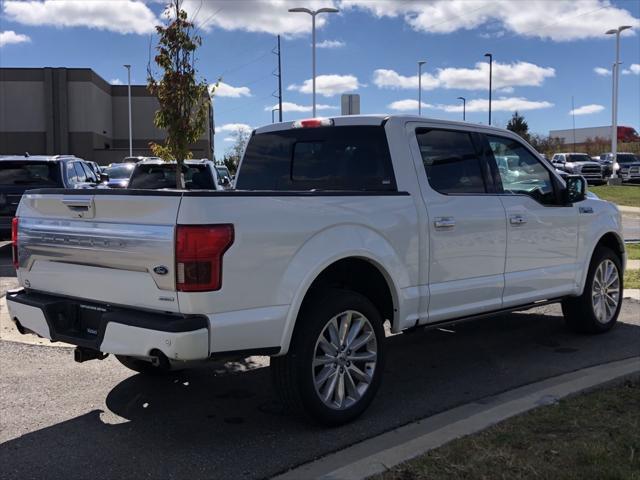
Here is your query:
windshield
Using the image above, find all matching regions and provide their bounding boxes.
[617,154,638,164]
[107,163,135,179]
[216,166,230,178]
[0,161,60,186]
[567,154,592,163]
[128,164,215,189]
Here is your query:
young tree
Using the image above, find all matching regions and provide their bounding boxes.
[506,111,529,142]
[148,0,211,188]
[222,127,251,175]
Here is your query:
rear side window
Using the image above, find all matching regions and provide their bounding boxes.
[236,126,396,191]
[128,164,215,190]
[415,129,486,194]
[0,161,60,186]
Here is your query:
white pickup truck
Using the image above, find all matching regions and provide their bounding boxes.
[7,115,626,425]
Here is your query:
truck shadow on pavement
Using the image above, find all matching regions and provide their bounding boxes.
[1,305,639,480]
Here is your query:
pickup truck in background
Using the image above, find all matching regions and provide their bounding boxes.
[7,116,626,425]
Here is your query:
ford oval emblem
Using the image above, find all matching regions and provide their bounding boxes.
[153,265,169,276]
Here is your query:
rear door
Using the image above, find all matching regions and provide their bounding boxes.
[408,124,507,322]
[483,134,579,307]
[16,191,182,312]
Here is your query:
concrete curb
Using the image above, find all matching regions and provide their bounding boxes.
[619,205,640,214]
[274,357,640,480]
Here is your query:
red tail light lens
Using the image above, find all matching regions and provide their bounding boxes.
[175,224,234,292]
[11,217,19,270]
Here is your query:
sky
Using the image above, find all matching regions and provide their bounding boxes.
[1,0,639,158]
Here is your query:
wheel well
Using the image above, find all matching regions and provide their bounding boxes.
[301,258,395,322]
[596,232,625,259]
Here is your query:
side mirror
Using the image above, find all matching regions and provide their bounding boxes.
[563,175,586,204]
[100,173,109,182]
[220,176,230,186]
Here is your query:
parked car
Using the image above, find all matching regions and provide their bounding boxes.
[103,163,136,188]
[0,155,99,236]
[601,152,640,182]
[551,153,604,184]
[127,159,222,190]
[8,116,625,425]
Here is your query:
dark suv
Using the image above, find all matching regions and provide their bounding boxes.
[0,155,99,235]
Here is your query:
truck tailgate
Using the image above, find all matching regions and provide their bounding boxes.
[16,191,181,313]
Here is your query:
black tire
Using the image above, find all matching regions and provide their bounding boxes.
[562,246,623,334]
[115,355,173,376]
[271,288,385,426]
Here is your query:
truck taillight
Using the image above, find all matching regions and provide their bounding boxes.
[292,118,334,128]
[175,224,234,292]
[11,217,19,270]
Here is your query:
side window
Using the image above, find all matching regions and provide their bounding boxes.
[487,135,556,205]
[79,162,97,183]
[415,128,486,194]
[66,162,79,185]
[73,162,87,183]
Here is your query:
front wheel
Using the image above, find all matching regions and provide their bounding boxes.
[271,289,385,425]
[562,246,623,333]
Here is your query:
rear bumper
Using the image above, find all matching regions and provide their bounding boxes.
[6,289,210,361]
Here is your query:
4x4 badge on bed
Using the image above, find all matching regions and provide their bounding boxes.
[153,265,169,275]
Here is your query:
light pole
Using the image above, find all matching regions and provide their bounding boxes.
[289,7,339,117]
[124,64,132,158]
[606,25,632,182]
[417,60,426,116]
[457,96,466,121]
[484,53,492,125]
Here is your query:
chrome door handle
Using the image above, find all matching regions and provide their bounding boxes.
[509,214,527,225]
[434,217,456,230]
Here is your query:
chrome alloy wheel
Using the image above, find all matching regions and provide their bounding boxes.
[591,259,620,324]
[312,310,378,410]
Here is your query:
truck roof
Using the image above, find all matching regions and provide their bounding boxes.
[254,114,511,135]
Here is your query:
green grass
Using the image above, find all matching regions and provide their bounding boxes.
[627,243,640,260]
[625,269,640,289]
[589,185,640,207]
[378,381,640,480]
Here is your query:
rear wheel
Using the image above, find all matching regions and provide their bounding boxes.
[271,289,385,425]
[562,246,622,333]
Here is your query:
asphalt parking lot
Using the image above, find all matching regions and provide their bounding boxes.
[1,300,639,480]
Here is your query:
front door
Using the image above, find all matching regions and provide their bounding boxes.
[484,134,579,307]
[409,125,507,323]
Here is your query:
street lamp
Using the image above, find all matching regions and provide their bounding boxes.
[271,107,280,124]
[605,25,632,182]
[124,64,132,157]
[289,7,340,117]
[417,60,426,116]
[457,96,466,121]
[484,53,492,125]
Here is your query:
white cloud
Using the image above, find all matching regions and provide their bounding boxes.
[110,78,123,85]
[388,99,433,112]
[594,67,612,76]
[341,0,639,42]
[316,39,345,48]
[622,64,640,75]
[569,104,605,116]
[264,102,337,113]
[437,97,554,113]
[215,123,252,134]
[373,61,555,91]
[288,74,361,97]
[180,0,337,36]
[2,0,157,35]
[372,69,440,90]
[0,30,31,47]
[211,82,251,98]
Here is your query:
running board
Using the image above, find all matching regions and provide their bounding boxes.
[414,297,565,332]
